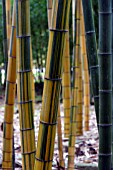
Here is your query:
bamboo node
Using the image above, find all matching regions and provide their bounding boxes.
[17,100,32,104]
[49,28,68,33]
[99,90,112,94]
[16,35,31,38]
[99,11,112,15]
[98,124,112,127]
[89,65,99,70]
[45,77,62,81]
[85,30,95,35]
[20,127,34,131]
[40,120,57,126]
[17,69,32,73]
[22,150,36,155]
[99,153,112,157]
[35,157,53,162]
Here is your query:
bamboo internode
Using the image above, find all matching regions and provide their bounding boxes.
[16,0,35,169]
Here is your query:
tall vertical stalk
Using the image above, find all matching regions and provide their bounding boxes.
[82,0,99,126]
[2,1,16,169]
[68,0,81,168]
[16,0,36,169]
[6,0,11,50]
[81,4,90,131]
[34,0,71,169]
[112,0,113,168]
[62,31,71,138]
[98,0,112,169]
[47,0,64,168]
[2,0,8,80]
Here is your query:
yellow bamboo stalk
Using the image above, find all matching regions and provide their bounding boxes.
[16,0,35,169]
[6,0,11,51]
[57,105,65,168]
[81,4,90,131]
[68,0,81,169]
[34,0,71,169]
[2,1,16,169]
[62,31,71,138]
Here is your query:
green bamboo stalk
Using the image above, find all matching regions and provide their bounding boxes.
[98,0,112,169]
[82,0,99,126]
[2,1,16,169]
[2,0,8,80]
[34,0,71,169]
[16,0,35,169]
[62,31,71,138]
[68,0,80,168]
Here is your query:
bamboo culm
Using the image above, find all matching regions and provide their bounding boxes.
[16,0,36,169]
[98,0,112,169]
[2,1,16,169]
[34,0,71,169]
[82,0,99,126]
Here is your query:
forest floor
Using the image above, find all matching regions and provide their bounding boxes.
[0,95,98,170]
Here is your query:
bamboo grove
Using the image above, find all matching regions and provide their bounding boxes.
[1,0,113,169]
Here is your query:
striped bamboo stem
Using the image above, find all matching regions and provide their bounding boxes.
[34,0,71,169]
[68,0,80,169]
[82,0,99,126]
[16,0,36,169]
[62,31,71,138]
[57,105,65,168]
[2,1,16,169]
[6,0,11,51]
[47,0,64,167]
[2,0,8,80]
[98,0,112,169]
[81,4,90,131]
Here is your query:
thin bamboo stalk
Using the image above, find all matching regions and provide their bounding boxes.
[6,0,11,51]
[82,0,99,126]
[57,105,65,168]
[81,4,90,131]
[2,0,8,80]
[98,0,112,169]
[112,0,113,168]
[16,0,35,169]
[68,0,80,169]
[62,31,71,138]
[77,43,83,136]
[2,1,16,169]
[34,0,71,169]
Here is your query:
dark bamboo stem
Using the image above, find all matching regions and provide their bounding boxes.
[82,0,99,126]
[98,0,112,169]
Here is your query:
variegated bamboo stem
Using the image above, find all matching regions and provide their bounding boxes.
[16,0,35,169]
[47,0,65,167]
[68,0,81,168]
[34,0,71,169]
[2,1,16,169]
[81,5,90,131]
